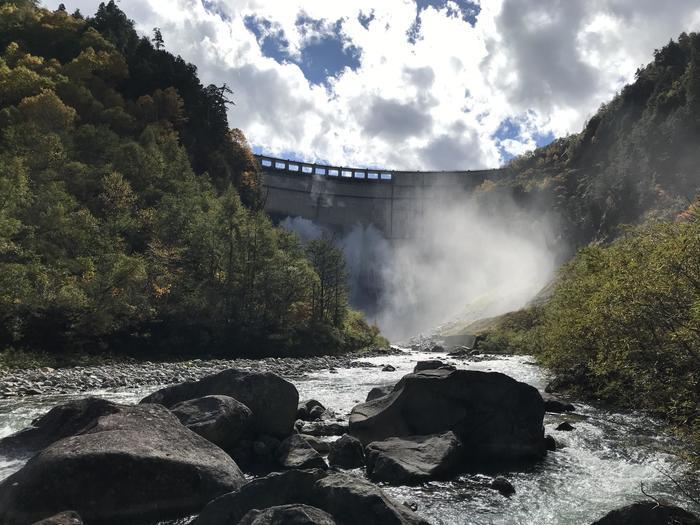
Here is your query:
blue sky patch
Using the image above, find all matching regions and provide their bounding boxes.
[534,130,555,147]
[244,15,291,63]
[245,14,361,86]
[409,0,480,42]
[494,117,521,141]
[295,15,362,86]
[358,10,375,30]
[201,0,231,21]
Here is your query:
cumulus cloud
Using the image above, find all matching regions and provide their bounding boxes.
[42,0,700,169]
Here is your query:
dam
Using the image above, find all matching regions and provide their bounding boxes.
[256,155,505,239]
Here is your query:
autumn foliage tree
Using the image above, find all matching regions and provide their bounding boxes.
[0,0,383,359]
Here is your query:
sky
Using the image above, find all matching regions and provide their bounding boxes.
[44,0,700,170]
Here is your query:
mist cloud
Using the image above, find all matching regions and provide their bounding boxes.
[281,189,559,342]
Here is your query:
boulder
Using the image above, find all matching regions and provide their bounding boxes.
[490,477,515,497]
[170,395,253,450]
[413,360,445,373]
[141,368,298,437]
[556,422,575,431]
[312,471,429,524]
[195,469,325,525]
[542,393,575,413]
[301,421,349,437]
[238,504,337,525]
[276,434,328,470]
[297,400,326,422]
[328,434,364,469]
[0,397,119,454]
[366,385,393,402]
[545,435,557,451]
[365,432,463,484]
[349,369,547,465]
[382,365,396,372]
[0,399,245,525]
[194,469,429,525]
[31,511,83,525]
[300,434,331,454]
[591,501,699,525]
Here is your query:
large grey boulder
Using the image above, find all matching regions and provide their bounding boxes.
[0,399,245,525]
[328,434,364,469]
[366,386,393,402]
[300,434,331,454]
[301,421,349,437]
[141,368,298,437]
[194,469,429,525]
[0,397,119,454]
[298,400,326,421]
[365,431,463,484]
[31,512,83,525]
[196,469,324,525]
[237,504,337,525]
[276,434,328,470]
[311,471,428,524]
[541,393,575,413]
[349,369,546,464]
[591,501,699,525]
[413,361,454,373]
[171,395,253,450]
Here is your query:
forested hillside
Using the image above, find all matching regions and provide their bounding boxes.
[0,0,383,361]
[477,34,700,458]
[501,34,700,247]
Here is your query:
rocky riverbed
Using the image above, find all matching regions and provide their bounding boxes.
[0,349,698,525]
[0,348,403,397]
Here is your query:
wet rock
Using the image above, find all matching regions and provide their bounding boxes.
[0,401,245,525]
[349,369,547,464]
[170,395,253,450]
[403,501,419,512]
[0,397,119,454]
[413,360,446,373]
[276,434,328,470]
[313,471,429,524]
[141,368,298,437]
[542,393,575,413]
[545,434,557,451]
[195,469,325,525]
[382,365,396,372]
[194,469,428,525]
[238,504,337,525]
[300,434,331,454]
[302,421,349,437]
[298,400,326,421]
[366,385,393,402]
[365,432,463,484]
[490,477,515,497]
[556,422,575,431]
[591,501,700,525]
[328,434,364,469]
[31,511,83,525]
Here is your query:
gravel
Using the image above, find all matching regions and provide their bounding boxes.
[0,348,403,398]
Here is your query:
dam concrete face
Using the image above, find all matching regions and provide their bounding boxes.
[258,155,505,239]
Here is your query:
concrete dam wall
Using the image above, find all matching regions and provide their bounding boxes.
[257,155,505,239]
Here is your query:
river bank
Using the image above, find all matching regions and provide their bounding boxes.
[0,347,403,398]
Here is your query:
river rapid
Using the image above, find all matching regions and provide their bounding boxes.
[0,349,698,525]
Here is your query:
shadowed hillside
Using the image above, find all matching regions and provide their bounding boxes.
[0,0,384,362]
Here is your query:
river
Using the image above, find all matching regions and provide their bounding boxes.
[0,349,698,525]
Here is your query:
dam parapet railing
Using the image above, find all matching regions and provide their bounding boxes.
[254,154,505,185]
